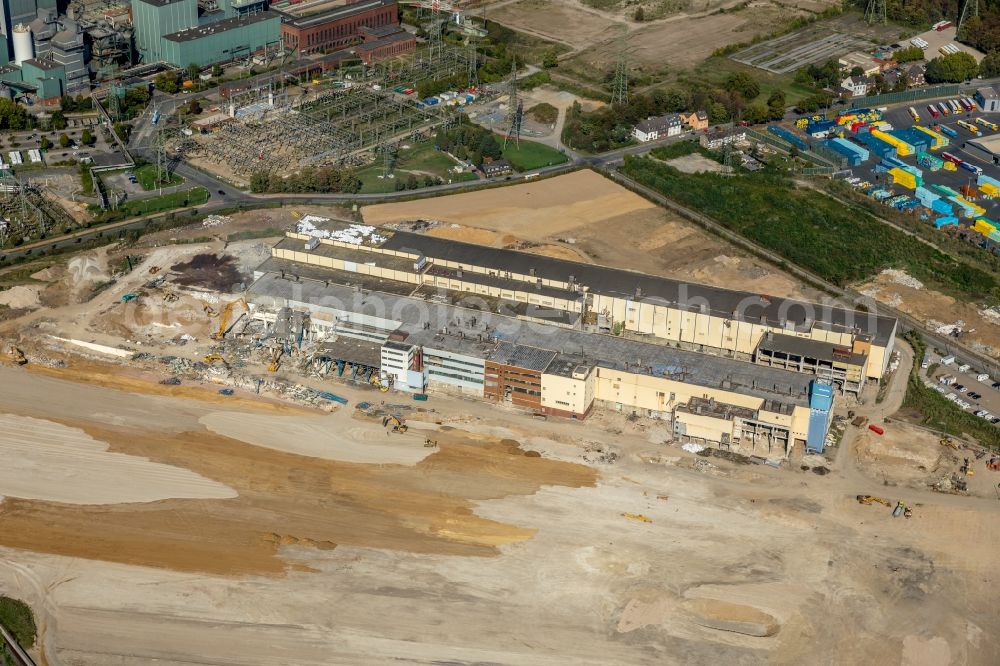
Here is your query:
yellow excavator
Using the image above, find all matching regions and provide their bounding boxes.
[940,437,959,450]
[6,345,26,365]
[383,415,408,433]
[856,495,892,507]
[267,347,282,372]
[212,298,248,341]
[371,375,390,393]
[203,354,226,364]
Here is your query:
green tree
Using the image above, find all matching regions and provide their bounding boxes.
[0,99,31,130]
[153,71,180,93]
[212,64,223,77]
[849,65,864,77]
[186,98,202,115]
[724,72,760,100]
[50,110,67,130]
[58,133,70,148]
[81,128,93,145]
[478,132,502,160]
[893,45,924,63]
[186,63,200,81]
[743,101,768,125]
[40,136,51,150]
[542,47,559,69]
[766,89,786,119]
[980,51,1000,78]
[0,597,36,649]
[633,6,645,21]
[924,52,979,83]
[892,73,910,92]
[406,173,418,189]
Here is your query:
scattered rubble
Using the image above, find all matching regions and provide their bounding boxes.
[201,215,233,228]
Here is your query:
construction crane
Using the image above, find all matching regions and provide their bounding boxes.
[383,415,408,433]
[212,298,249,341]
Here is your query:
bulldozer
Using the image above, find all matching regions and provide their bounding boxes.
[203,354,227,364]
[940,437,959,450]
[5,345,26,365]
[212,298,249,341]
[382,415,408,433]
[856,495,891,507]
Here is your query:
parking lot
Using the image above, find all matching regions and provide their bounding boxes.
[839,96,1000,224]
[926,349,1000,426]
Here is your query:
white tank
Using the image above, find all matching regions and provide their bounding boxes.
[12,24,33,66]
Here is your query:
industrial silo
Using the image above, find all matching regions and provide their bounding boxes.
[12,24,34,66]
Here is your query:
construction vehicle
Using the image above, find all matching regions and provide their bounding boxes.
[148,265,161,274]
[203,354,226,364]
[940,437,959,450]
[856,495,891,507]
[267,347,282,372]
[5,345,26,365]
[203,304,218,317]
[622,513,652,523]
[851,415,868,428]
[960,458,975,476]
[163,291,179,303]
[383,415,408,433]
[121,293,138,302]
[892,501,906,517]
[212,298,248,341]
[371,375,390,393]
[986,456,1000,471]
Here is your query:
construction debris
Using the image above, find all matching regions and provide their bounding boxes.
[202,215,233,228]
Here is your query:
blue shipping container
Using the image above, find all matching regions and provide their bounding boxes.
[931,199,953,215]
[934,216,958,228]
[831,137,869,161]
[767,125,809,151]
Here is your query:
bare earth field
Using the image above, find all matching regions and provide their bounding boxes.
[364,170,816,300]
[860,269,1000,359]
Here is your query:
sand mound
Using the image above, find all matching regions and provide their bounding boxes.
[0,285,41,309]
[200,411,435,465]
[684,598,779,637]
[0,414,236,504]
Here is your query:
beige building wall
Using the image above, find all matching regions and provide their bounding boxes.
[540,369,594,415]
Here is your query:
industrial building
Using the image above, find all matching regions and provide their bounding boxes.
[965,134,1000,166]
[975,86,999,113]
[229,218,900,458]
[354,23,414,64]
[266,219,897,383]
[275,0,399,56]
[133,0,281,67]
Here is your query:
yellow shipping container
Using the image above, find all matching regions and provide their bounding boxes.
[889,167,916,189]
[872,129,913,156]
[913,125,944,150]
[981,183,1000,197]
[974,219,996,235]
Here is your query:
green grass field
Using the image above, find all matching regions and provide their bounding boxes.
[99,187,209,221]
[356,141,479,193]
[499,138,568,171]
[134,163,183,190]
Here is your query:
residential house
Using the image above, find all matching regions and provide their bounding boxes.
[700,128,747,150]
[839,75,872,98]
[482,159,513,177]
[633,113,682,142]
[905,64,925,87]
[681,110,708,131]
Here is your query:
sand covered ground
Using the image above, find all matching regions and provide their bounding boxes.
[0,414,235,504]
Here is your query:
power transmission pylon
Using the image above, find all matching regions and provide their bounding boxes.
[958,0,979,34]
[467,39,479,90]
[381,142,398,178]
[611,32,628,105]
[503,61,521,148]
[864,0,886,25]
[108,86,122,123]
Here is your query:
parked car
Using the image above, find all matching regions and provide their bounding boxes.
[992,382,1000,389]
[969,392,982,400]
